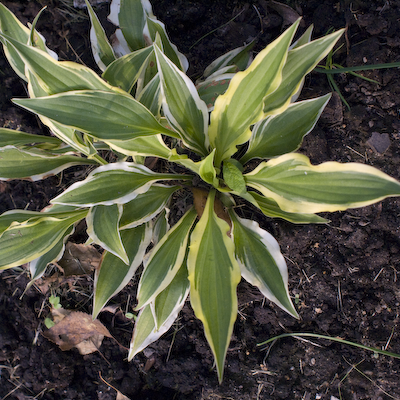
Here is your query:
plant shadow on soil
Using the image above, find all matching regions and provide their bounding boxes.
[0,0,400,399]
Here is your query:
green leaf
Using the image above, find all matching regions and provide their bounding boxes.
[0,128,62,148]
[13,89,175,141]
[223,159,246,194]
[51,162,190,207]
[209,20,300,166]
[199,149,219,187]
[242,94,331,163]
[129,263,189,359]
[0,211,87,270]
[245,153,400,213]
[249,192,329,224]
[102,46,153,92]
[230,211,298,317]
[120,184,179,229]
[0,146,98,181]
[154,45,208,156]
[136,207,197,308]
[263,29,344,116]
[187,190,240,382]
[93,224,152,318]
[84,0,116,71]
[87,204,128,264]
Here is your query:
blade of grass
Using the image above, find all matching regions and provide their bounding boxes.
[327,72,350,110]
[315,61,400,74]
[258,332,400,359]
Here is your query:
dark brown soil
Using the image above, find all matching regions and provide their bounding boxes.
[1,1,400,399]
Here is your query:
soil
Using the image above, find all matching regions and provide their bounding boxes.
[1,0,400,399]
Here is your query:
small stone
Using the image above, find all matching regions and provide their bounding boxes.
[367,131,391,154]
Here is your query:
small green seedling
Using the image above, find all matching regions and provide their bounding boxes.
[49,294,62,310]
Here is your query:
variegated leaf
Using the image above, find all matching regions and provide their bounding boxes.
[230,211,298,317]
[249,192,329,224]
[93,223,152,318]
[197,74,233,111]
[0,211,87,270]
[105,135,171,159]
[146,16,188,71]
[136,73,161,116]
[199,149,219,187]
[245,153,400,213]
[208,20,300,166]
[26,70,93,156]
[102,46,153,92]
[154,45,208,156]
[0,127,62,148]
[187,190,240,382]
[87,204,128,264]
[0,208,81,237]
[129,263,189,359]
[109,0,147,51]
[51,162,190,207]
[0,3,57,80]
[136,207,197,308]
[0,146,98,181]
[203,40,254,79]
[84,0,116,71]
[263,29,344,116]
[120,184,179,229]
[243,94,331,163]
[152,209,169,245]
[0,33,112,94]
[29,226,74,281]
[13,90,176,142]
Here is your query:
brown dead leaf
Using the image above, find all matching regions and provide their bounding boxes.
[0,181,7,194]
[50,306,71,325]
[58,242,101,276]
[262,0,304,27]
[43,311,112,354]
[33,273,63,295]
[116,391,131,400]
[99,372,131,400]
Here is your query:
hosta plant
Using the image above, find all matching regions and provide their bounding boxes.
[1,0,400,382]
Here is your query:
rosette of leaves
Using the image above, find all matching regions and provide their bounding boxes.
[1,0,400,381]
